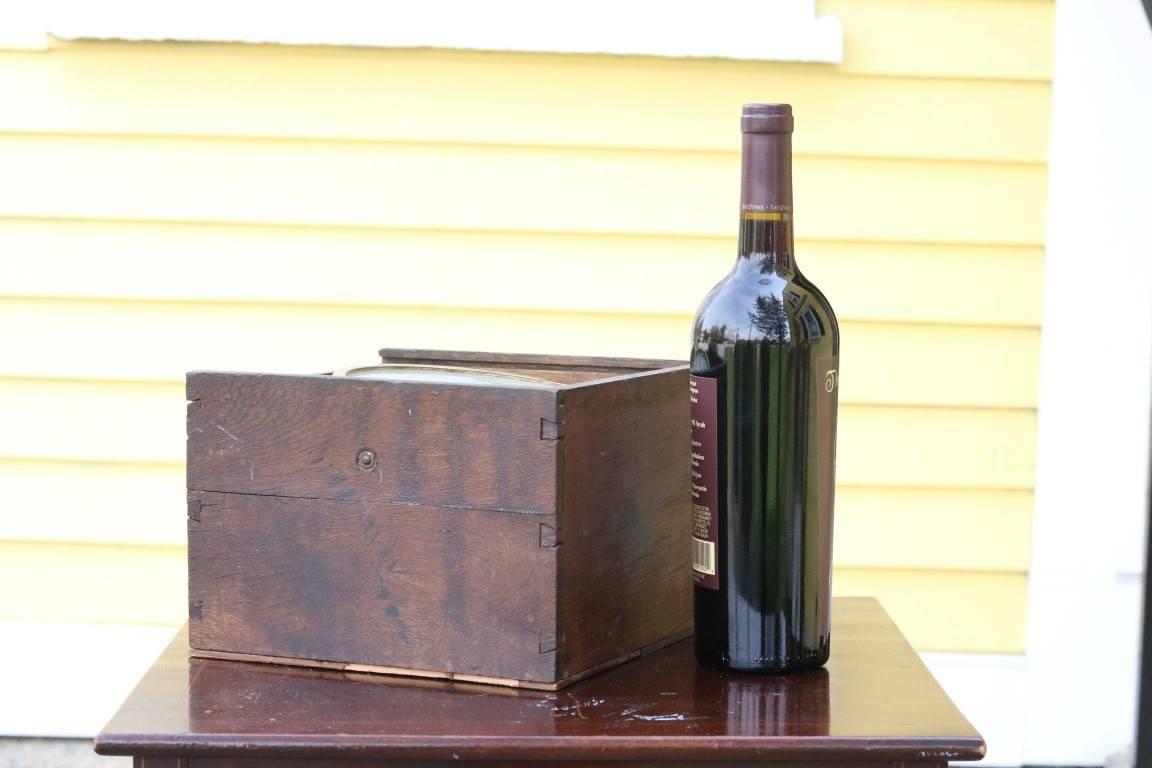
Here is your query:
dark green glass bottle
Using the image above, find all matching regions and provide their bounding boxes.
[690,104,840,672]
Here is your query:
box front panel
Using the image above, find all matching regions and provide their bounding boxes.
[187,372,560,515]
[189,491,558,683]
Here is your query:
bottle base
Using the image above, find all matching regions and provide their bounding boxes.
[695,658,829,674]
[694,639,831,674]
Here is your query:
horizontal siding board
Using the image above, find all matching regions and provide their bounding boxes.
[822,0,1054,81]
[0,541,1025,652]
[0,379,189,465]
[0,542,187,625]
[834,568,1028,653]
[841,323,1039,408]
[0,378,1036,488]
[0,136,1048,244]
[0,459,187,546]
[0,457,1031,573]
[0,220,1046,327]
[834,487,1033,572]
[0,43,1050,161]
[840,405,1035,489]
[0,300,1040,408]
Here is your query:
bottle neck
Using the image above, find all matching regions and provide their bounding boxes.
[737,131,794,275]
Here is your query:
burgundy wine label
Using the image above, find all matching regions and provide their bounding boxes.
[690,374,720,590]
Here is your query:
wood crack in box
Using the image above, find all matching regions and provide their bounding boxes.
[187,349,691,690]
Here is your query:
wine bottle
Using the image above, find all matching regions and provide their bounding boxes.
[690,103,839,672]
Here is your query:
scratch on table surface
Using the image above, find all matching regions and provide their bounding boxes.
[216,424,241,441]
[631,713,703,722]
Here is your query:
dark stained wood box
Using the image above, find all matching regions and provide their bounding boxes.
[186,349,691,690]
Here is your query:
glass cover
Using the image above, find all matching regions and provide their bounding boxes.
[334,364,559,389]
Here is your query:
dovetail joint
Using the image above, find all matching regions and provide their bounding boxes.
[540,418,560,440]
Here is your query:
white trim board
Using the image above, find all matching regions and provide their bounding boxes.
[1024,0,1152,764]
[0,621,178,737]
[921,652,1025,768]
[0,0,48,48]
[40,0,843,63]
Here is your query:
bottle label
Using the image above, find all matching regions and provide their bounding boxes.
[690,374,720,590]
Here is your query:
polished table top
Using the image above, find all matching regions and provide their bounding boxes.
[95,597,983,764]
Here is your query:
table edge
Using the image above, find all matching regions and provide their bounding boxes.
[94,732,986,762]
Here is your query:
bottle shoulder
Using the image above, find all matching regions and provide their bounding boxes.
[692,264,838,352]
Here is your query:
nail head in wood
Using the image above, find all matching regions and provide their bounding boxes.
[355,448,378,471]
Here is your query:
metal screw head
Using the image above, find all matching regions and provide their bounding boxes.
[356,448,378,471]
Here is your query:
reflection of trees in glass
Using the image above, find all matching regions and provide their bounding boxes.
[748,295,790,341]
[701,324,729,344]
[757,254,776,274]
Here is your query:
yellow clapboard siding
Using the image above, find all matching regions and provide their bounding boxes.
[0,459,186,546]
[0,136,1048,244]
[0,540,1025,651]
[0,300,1039,408]
[842,323,1039,408]
[834,568,1028,653]
[0,43,1050,162]
[840,405,1034,489]
[0,7,1051,659]
[0,220,1046,327]
[834,487,1033,571]
[0,542,187,626]
[822,0,1054,81]
[0,457,1031,573]
[0,378,1035,489]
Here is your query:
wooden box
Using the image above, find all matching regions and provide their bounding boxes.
[186,349,691,690]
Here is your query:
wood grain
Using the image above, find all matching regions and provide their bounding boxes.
[190,647,557,690]
[190,761,945,768]
[96,599,984,765]
[188,491,557,683]
[187,371,560,514]
[557,369,694,678]
[187,353,696,686]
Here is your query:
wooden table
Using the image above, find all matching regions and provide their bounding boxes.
[95,598,983,767]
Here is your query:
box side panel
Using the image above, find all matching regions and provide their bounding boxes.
[188,491,558,683]
[187,372,558,514]
[557,369,693,678]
